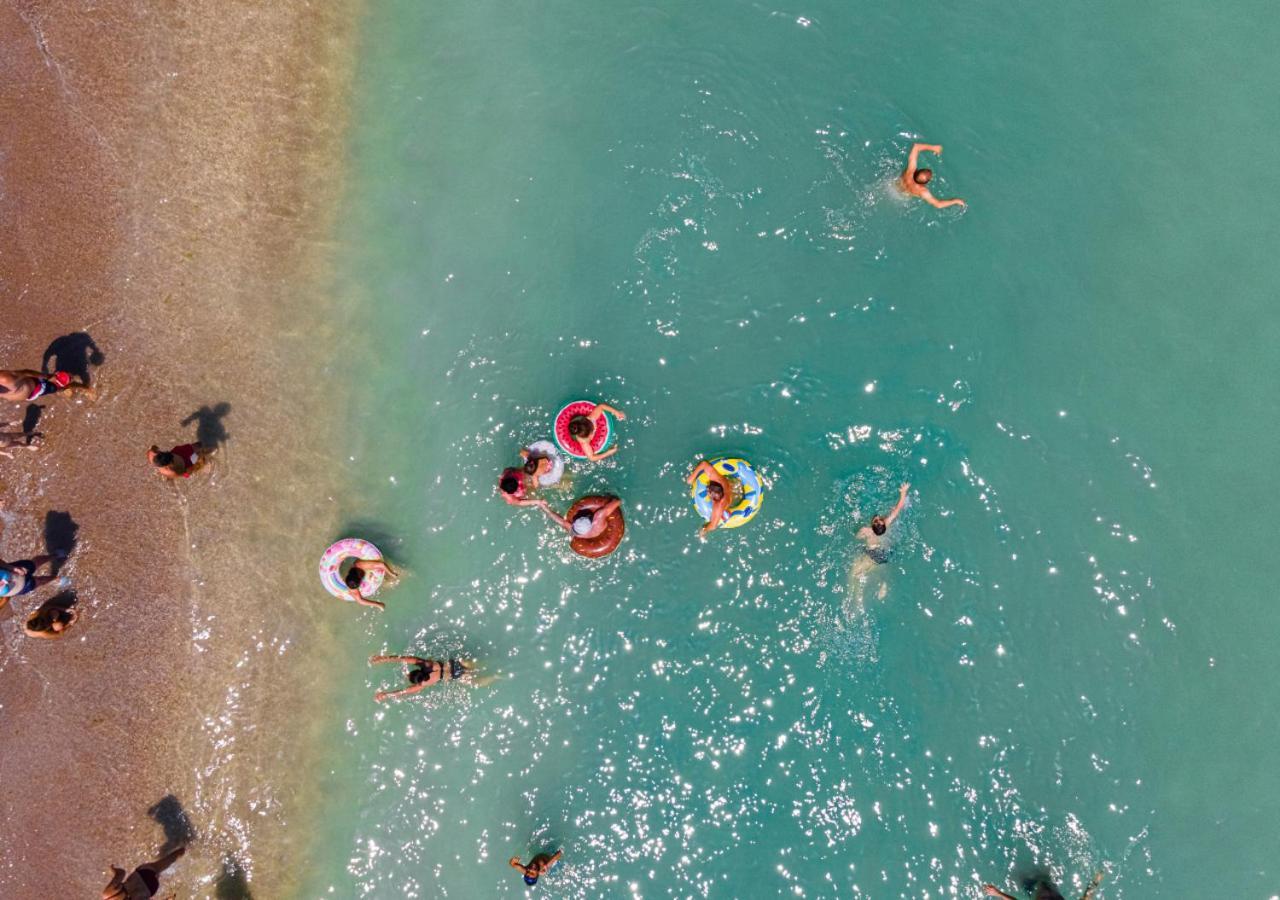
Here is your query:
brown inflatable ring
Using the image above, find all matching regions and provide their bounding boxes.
[567,495,625,559]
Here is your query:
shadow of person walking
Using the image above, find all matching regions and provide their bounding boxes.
[181,402,232,449]
[42,332,105,385]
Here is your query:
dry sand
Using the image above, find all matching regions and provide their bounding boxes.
[0,2,362,895]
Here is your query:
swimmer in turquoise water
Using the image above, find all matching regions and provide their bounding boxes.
[848,482,910,606]
[509,850,562,887]
[568,402,624,461]
[370,654,481,701]
[541,496,622,540]
[340,558,397,609]
[983,871,1104,900]
[900,143,966,209]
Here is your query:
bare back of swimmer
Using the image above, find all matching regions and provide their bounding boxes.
[900,143,966,209]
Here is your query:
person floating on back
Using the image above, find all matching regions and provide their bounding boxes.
[369,653,483,702]
[900,143,966,209]
[509,850,562,887]
[101,845,185,899]
[567,402,624,461]
[983,871,1104,900]
[0,554,59,608]
[148,442,210,479]
[0,368,95,403]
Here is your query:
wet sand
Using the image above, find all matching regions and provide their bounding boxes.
[0,2,361,895]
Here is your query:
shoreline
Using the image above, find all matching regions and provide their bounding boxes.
[0,3,362,896]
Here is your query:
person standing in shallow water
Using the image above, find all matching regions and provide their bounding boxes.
[147,442,210,479]
[0,554,59,608]
[900,142,966,209]
[101,845,185,899]
[509,850,562,887]
[983,871,1104,900]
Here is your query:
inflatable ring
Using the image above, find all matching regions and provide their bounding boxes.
[567,495,625,558]
[319,538,386,600]
[525,439,565,487]
[553,401,615,459]
[691,458,764,529]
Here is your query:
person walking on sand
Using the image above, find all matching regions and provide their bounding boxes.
[0,368,95,403]
[147,442,210,479]
[369,653,484,702]
[900,142,966,209]
[102,845,185,899]
[983,870,1104,900]
[509,849,562,887]
[0,555,59,608]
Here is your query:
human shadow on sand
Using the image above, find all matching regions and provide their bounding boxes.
[44,511,77,576]
[147,794,197,853]
[42,332,104,385]
[182,402,231,449]
[214,855,254,900]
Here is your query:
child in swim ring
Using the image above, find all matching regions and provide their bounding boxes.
[568,402,624,461]
[340,557,398,610]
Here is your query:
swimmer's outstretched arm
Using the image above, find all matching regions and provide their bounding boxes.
[370,654,425,665]
[1079,871,1104,900]
[537,502,573,532]
[374,682,426,702]
[884,482,911,528]
[686,461,715,484]
[981,887,1017,900]
[350,591,385,611]
[906,142,941,175]
[593,403,626,421]
[924,193,966,209]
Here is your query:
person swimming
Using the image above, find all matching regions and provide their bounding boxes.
[370,653,478,702]
[567,402,624,461]
[509,850,562,887]
[983,871,1104,900]
[540,496,622,540]
[899,142,966,209]
[846,482,911,609]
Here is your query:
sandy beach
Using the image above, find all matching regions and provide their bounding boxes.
[0,2,360,895]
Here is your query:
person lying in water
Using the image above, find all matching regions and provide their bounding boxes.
[24,603,79,639]
[900,143,966,209]
[340,558,398,610]
[567,402,625,461]
[0,421,41,456]
[687,460,734,534]
[540,497,622,540]
[369,653,482,701]
[0,555,59,608]
[0,368,95,403]
[101,845,185,900]
[499,466,547,507]
[509,850,562,887]
[147,442,209,479]
[983,870,1104,900]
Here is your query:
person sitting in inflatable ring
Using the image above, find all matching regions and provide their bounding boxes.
[567,402,625,462]
[687,460,735,534]
[540,496,622,540]
[340,557,398,609]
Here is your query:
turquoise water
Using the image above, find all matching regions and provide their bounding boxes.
[306,0,1280,896]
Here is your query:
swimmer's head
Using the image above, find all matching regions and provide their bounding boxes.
[571,513,594,536]
[707,481,725,501]
[522,457,540,475]
[408,665,429,685]
[499,471,521,495]
[344,566,364,590]
[568,415,593,439]
[913,168,933,185]
[871,516,887,535]
[151,451,174,468]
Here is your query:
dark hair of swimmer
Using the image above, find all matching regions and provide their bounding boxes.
[871,515,887,535]
[344,566,364,590]
[523,457,539,475]
[152,451,174,467]
[408,665,429,685]
[707,481,725,501]
[568,415,593,438]
[913,168,933,185]
[499,473,520,495]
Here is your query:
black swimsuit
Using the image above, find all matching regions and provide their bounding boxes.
[864,544,891,565]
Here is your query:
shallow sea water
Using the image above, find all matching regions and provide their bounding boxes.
[302,0,1280,896]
